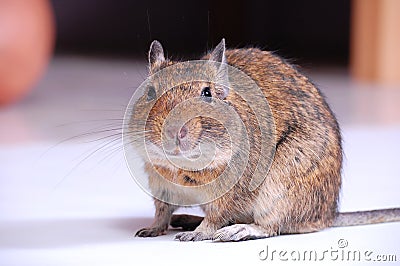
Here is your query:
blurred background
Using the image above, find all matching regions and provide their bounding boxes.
[52,0,350,64]
[0,1,399,265]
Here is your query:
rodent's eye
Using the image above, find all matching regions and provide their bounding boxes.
[201,87,212,102]
[147,86,156,102]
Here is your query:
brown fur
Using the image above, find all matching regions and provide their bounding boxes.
[132,40,399,241]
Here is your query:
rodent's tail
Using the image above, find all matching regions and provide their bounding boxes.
[170,209,400,230]
[333,208,400,227]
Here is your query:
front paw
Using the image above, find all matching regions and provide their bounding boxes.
[135,227,166,237]
[174,231,212,241]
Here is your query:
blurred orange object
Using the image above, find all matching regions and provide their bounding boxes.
[351,0,400,85]
[0,0,55,105]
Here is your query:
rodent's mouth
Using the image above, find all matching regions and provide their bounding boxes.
[146,140,229,170]
[164,149,180,156]
[164,148,201,160]
[144,140,201,160]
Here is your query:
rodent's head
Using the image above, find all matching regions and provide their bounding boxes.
[125,40,276,203]
[128,39,248,171]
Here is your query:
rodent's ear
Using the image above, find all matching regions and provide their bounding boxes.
[148,40,165,69]
[209,38,226,64]
[210,39,229,99]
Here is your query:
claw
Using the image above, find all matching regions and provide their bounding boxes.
[135,227,166,237]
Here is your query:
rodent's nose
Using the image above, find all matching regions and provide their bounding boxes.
[178,125,188,139]
[165,125,188,140]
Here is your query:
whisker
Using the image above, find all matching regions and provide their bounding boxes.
[82,133,123,144]
[54,118,127,128]
[53,137,124,189]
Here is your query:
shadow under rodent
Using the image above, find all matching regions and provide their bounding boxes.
[128,39,400,242]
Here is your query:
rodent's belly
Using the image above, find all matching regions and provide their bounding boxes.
[148,174,205,206]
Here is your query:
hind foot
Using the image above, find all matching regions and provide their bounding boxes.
[212,224,271,242]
